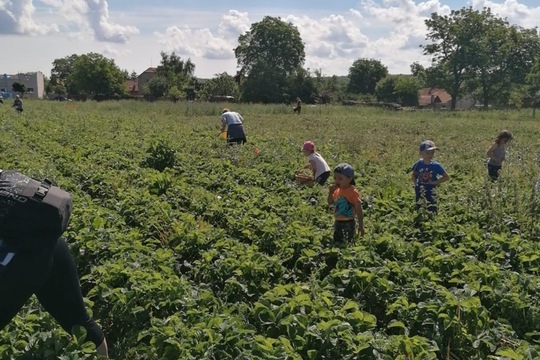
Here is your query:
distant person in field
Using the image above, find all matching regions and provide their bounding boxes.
[327,163,364,246]
[411,140,450,213]
[293,97,302,114]
[301,140,331,185]
[486,130,513,181]
[12,94,23,113]
[220,108,247,145]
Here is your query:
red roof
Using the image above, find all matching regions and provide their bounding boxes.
[418,88,452,106]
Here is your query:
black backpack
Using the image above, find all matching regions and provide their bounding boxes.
[0,170,73,250]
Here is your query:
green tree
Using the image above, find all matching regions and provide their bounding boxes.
[167,86,183,103]
[469,17,539,108]
[375,76,399,103]
[284,67,318,104]
[12,82,26,94]
[526,56,540,115]
[394,76,422,106]
[142,75,169,99]
[156,51,195,89]
[313,70,342,104]
[200,73,239,101]
[235,16,305,103]
[347,58,388,95]
[50,54,79,94]
[65,53,127,97]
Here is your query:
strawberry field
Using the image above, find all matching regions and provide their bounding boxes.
[1,100,540,359]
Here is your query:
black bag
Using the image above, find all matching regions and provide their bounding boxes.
[0,170,73,249]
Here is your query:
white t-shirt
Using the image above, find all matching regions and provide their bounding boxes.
[308,153,330,178]
[221,111,243,125]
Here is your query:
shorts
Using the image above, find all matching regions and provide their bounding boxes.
[415,186,437,213]
[333,219,356,246]
[488,163,501,180]
[315,171,331,186]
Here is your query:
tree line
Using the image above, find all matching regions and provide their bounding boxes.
[44,6,540,109]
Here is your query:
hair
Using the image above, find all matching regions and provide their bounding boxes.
[222,108,230,114]
[495,130,513,144]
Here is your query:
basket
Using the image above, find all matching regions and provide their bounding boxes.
[219,131,227,140]
[295,173,314,184]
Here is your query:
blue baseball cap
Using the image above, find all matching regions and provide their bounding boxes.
[419,140,438,152]
[334,163,356,185]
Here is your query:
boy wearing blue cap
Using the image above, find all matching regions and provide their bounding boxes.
[411,140,449,212]
[327,163,364,245]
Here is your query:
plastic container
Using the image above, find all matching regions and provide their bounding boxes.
[219,131,227,140]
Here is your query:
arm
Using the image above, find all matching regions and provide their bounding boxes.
[220,117,227,132]
[354,201,364,236]
[411,171,418,187]
[327,185,337,206]
[309,160,317,177]
[434,172,449,185]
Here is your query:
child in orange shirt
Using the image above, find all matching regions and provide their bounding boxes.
[327,163,364,245]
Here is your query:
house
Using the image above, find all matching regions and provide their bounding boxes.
[125,79,139,96]
[418,88,452,109]
[419,87,476,110]
[137,67,157,94]
[1,71,45,99]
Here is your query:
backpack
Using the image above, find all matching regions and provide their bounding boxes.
[0,170,73,250]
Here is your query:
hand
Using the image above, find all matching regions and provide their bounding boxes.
[358,227,365,237]
[329,183,338,192]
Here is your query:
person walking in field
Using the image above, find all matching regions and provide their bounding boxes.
[411,140,450,213]
[301,140,331,185]
[486,130,513,181]
[327,163,364,246]
[293,97,302,114]
[12,94,23,113]
[220,108,247,145]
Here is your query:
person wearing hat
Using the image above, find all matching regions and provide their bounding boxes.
[220,108,246,145]
[411,140,449,213]
[12,94,23,113]
[327,163,364,245]
[301,140,330,185]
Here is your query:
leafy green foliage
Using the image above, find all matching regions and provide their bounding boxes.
[2,100,540,359]
[347,58,388,95]
[141,140,177,171]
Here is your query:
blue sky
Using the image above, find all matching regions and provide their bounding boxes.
[1,0,539,79]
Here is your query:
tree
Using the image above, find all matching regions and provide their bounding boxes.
[200,72,239,101]
[526,56,540,115]
[284,67,318,104]
[394,76,422,106]
[156,52,195,87]
[50,54,79,94]
[347,58,388,95]
[467,17,540,108]
[235,16,305,103]
[69,53,127,97]
[12,82,26,94]
[375,76,399,103]
[142,75,169,99]
[376,76,421,106]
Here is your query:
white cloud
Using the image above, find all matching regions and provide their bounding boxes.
[2,0,138,43]
[85,0,139,43]
[0,0,58,35]
[155,10,249,60]
[471,0,540,29]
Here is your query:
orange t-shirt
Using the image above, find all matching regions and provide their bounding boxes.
[332,186,361,221]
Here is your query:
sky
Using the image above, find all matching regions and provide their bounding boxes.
[0,0,539,79]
